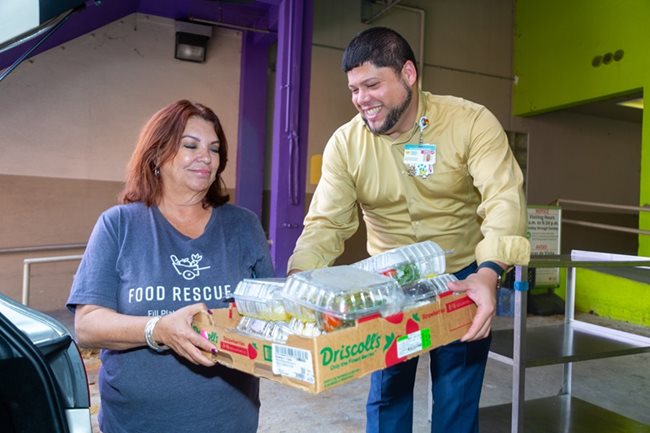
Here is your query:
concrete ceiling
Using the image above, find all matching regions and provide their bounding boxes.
[0,0,280,71]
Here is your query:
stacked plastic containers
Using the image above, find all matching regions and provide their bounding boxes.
[231,242,457,340]
[234,278,290,341]
[233,277,324,340]
[233,278,289,321]
[351,241,456,305]
[352,240,447,284]
[401,273,458,306]
[236,316,292,343]
[280,266,404,332]
[236,316,323,343]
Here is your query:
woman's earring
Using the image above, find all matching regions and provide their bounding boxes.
[154,167,160,177]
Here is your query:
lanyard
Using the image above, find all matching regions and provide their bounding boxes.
[404,115,435,178]
[418,116,430,142]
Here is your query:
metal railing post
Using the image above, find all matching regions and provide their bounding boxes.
[22,261,31,305]
[21,255,84,306]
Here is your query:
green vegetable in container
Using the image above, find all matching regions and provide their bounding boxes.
[394,262,420,285]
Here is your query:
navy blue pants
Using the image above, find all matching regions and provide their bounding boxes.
[366,263,491,433]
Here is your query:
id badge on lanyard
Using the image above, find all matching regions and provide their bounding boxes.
[403,116,436,179]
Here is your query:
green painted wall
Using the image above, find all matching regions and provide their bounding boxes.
[575,269,650,326]
[556,269,650,327]
[515,1,649,324]
[554,268,649,327]
[514,1,649,116]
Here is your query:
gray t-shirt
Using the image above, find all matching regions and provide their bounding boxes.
[67,202,275,433]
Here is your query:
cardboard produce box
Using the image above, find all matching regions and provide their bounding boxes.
[192,291,476,394]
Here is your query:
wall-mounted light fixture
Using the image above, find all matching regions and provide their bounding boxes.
[175,21,212,63]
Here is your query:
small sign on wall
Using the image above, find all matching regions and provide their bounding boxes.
[310,154,322,185]
[527,205,561,288]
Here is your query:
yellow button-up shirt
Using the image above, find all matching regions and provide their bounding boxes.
[288,91,530,273]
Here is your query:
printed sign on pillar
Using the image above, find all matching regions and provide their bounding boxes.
[527,206,561,288]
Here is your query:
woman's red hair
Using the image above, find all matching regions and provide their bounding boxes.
[119,100,229,207]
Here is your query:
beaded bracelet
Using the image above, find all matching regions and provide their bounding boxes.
[144,316,169,352]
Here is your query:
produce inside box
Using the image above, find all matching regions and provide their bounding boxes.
[192,243,476,393]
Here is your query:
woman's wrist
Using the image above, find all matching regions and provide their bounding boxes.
[144,316,169,352]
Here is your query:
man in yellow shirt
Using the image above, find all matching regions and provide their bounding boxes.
[288,27,529,433]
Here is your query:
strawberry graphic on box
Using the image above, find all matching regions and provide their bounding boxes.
[383,332,405,367]
[384,311,404,325]
[383,313,421,366]
[247,343,258,360]
[406,314,420,333]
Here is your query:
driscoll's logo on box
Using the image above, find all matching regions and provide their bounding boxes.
[320,333,381,366]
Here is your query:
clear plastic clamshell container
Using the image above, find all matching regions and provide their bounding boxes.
[236,316,291,343]
[351,241,447,286]
[233,278,289,321]
[236,316,323,342]
[281,265,404,332]
[401,273,458,306]
[286,317,323,338]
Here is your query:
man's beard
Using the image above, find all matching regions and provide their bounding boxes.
[363,81,413,135]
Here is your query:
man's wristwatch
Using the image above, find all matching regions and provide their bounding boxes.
[477,261,505,290]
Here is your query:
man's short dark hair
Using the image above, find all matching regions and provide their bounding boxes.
[342,27,417,75]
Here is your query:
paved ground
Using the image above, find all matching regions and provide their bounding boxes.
[56,310,649,433]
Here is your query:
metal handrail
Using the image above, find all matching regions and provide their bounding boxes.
[22,255,83,306]
[0,243,86,255]
[562,219,650,236]
[554,198,650,214]
[554,199,650,237]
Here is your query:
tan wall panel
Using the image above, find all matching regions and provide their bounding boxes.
[0,174,123,304]
[0,174,238,307]
[1,175,123,248]
[0,14,242,188]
